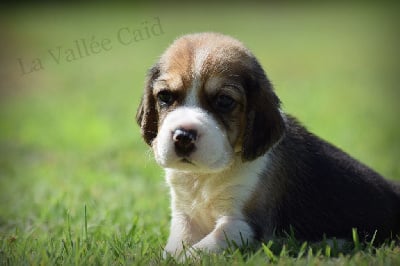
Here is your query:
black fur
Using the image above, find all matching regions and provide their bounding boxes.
[241,58,285,161]
[136,64,161,145]
[244,116,400,243]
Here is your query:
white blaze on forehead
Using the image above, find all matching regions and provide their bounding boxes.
[184,46,211,107]
[194,46,211,76]
[184,82,200,107]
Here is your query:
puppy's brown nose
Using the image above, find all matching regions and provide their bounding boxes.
[173,128,197,157]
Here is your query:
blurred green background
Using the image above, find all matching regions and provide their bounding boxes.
[0,1,399,254]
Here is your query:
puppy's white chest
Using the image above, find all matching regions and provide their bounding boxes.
[169,174,234,232]
[165,155,268,234]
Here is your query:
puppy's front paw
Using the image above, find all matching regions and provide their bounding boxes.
[163,246,199,262]
[163,244,183,259]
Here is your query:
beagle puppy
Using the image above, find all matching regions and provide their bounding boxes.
[136,32,400,256]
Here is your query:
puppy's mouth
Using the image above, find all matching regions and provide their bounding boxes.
[180,158,195,165]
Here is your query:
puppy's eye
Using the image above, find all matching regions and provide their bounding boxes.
[157,90,175,107]
[214,94,236,113]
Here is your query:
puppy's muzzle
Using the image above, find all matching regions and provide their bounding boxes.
[173,128,197,157]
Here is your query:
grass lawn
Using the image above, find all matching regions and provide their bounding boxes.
[1,2,399,265]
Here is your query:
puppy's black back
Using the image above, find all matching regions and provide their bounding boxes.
[247,116,400,242]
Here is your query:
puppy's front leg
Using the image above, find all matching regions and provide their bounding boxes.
[164,214,196,256]
[192,216,254,253]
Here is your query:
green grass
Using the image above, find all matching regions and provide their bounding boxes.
[1,2,399,265]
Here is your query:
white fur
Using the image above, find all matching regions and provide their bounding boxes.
[153,107,233,172]
[184,82,200,107]
[193,46,210,77]
[183,47,209,107]
[164,153,270,256]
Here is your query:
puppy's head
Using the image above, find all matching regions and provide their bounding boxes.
[136,33,285,173]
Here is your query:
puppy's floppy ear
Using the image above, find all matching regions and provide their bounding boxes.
[136,64,161,146]
[242,60,285,161]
